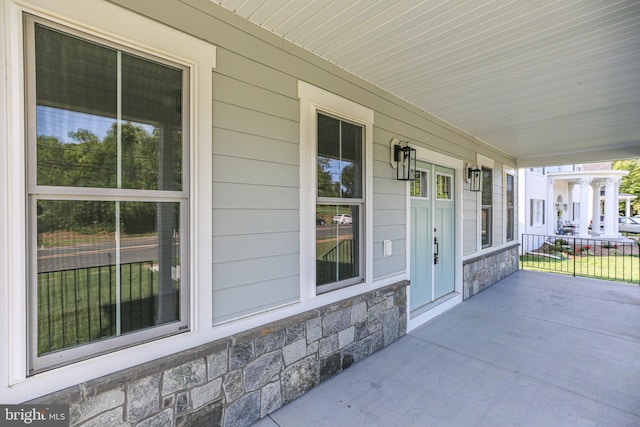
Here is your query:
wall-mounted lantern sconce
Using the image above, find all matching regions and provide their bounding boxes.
[391,138,416,181]
[466,164,482,192]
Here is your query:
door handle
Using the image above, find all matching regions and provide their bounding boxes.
[434,236,439,265]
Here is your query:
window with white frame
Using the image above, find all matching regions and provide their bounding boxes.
[531,199,545,226]
[506,173,515,241]
[316,112,364,292]
[25,16,190,372]
[481,167,493,248]
[299,81,373,295]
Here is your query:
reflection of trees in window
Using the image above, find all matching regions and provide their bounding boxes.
[317,157,339,198]
[341,163,356,197]
[36,122,176,235]
[37,121,181,191]
[436,174,451,199]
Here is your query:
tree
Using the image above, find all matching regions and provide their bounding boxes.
[613,159,640,215]
[317,157,339,198]
[36,122,164,235]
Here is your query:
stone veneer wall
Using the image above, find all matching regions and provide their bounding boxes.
[28,281,408,427]
[463,244,519,300]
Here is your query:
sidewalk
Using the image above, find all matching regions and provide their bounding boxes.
[254,270,640,426]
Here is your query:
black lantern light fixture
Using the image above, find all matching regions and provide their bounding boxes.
[466,164,482,192]
[393,140,416,181]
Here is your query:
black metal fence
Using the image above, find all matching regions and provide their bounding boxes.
[37,260,161,355]
[520,234,640,285]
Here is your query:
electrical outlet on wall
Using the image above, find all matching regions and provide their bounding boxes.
[383,240,392,257]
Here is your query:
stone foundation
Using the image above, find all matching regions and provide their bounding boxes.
[463,244,519,299]
[28,281,408,427]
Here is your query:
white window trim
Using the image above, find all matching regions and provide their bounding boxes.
[298,81,374,303]
[1,0,214,402]
[477,155,494,250]
[504,169,516,242]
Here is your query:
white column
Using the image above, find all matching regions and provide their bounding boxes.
[578,178,591,237]
[547,178,556,235]
[602,178,617,237]
[567,183,574,231]
[591,182,601,235]
[626,198,632,217]
[614,179,621,234]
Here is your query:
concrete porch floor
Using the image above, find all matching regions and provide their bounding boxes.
[255,270,640,426]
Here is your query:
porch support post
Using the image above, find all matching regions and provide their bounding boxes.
[614,179,621,234]
[568,183,575,221]
[578,178,591,237]
[547,178,556,235]
[591,182,601,235]
[601,178,618,238]
[626,198,632,217]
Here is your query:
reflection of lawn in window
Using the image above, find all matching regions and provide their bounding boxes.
[38,230,160,247]
[36,261,178,355]
[316,240,338,260]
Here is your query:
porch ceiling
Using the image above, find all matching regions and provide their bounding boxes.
[211,0,640,167]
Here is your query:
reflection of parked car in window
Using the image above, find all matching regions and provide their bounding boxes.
[619,216,640,234]
[332,214,352,225]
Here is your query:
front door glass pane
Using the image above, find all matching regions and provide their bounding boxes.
[436,174,452,200]
[411,170,428,198]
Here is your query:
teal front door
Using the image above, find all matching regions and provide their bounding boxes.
[410,162,455,313]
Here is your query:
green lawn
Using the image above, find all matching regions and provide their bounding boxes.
[37,261,171,355]
[520,254,640,285]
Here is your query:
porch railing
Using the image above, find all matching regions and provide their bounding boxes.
[520,234,640,285]
[37,260,165,355]
[322,238,355,265]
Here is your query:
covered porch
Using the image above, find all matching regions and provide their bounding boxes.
[257,270,640,426]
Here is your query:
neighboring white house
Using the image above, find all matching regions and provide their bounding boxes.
[518,163,632,251]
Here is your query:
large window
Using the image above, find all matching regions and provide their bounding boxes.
[316,113,364,292]
[506,174,515,241]
[26,17,189,372]
[481,167,493,248]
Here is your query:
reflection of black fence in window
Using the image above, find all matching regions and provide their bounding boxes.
[318,239,356,284]
[37,260,179,356]
[520,234,640,285]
